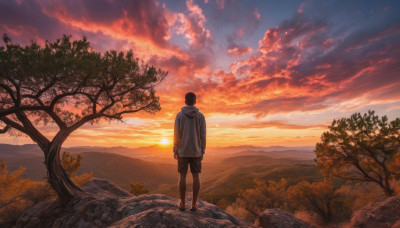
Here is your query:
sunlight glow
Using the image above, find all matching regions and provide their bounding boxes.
[160,138,170,145]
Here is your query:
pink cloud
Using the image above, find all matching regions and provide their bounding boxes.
[38,0,172,49]
[227,46,253,58]
[1,1,399,121]
[169,0,212,48]
[186,13,400,117]
[216,0,225,9]
[253,8,260,20]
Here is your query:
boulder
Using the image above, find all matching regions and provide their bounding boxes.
[349,196,400,228]
[16,179,251,228]
[255,208,313,228]
[83,178,132,198]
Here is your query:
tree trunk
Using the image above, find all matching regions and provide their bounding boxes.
[44,143,86,202]
[384,174,394,196]
[384,186,394,196]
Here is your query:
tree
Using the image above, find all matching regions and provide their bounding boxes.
[129,182,149,196]
[287,180,339,223]
[233,178,288,218]
[315,111,400,196]
[0,34,167,202]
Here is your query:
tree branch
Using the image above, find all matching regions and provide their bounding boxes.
[36,74,59,98]
[0,116,27,135]
[21,94,45,106]
[0,106,47,116]
[0,82,17,104]
[14,110,50,149]
[49,91,95,110]
[7,76,21,105]
[0,124,10,134]
[46,108,67,129]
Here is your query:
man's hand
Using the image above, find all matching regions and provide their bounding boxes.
[174,153,178,160]
[200,154,204,161]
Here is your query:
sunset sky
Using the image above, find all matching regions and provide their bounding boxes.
[1,0,400,148]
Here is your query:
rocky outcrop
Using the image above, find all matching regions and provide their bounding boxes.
[16,179,251,228]
[255,208,313,228]
[349,195,400,228]
[110,194,249,228]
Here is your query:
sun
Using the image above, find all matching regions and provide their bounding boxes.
[159,138,170,145]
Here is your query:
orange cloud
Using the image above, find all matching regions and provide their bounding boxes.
[38,0,171,48]
[1,1,400,148]
[236,120,326,130]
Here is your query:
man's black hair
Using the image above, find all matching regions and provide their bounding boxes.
[185,92,196,106]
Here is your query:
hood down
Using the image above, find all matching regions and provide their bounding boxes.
[181,106,199,118]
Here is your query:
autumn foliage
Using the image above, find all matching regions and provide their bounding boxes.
[0,152,91,227]
[232,178,288,218]
[129,181,150,196]
[228,111,400,226]
[315,111,400,196]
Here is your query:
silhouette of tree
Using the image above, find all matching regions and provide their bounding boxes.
[129,182,149,196]
[315,110,400,196]
[0,34,167,202]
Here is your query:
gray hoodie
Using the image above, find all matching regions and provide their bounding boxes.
[173,106,206,157]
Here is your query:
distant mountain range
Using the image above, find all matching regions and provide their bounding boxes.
[0,143,320,205]
[210,145,314,153]
[0,143,171,159]
[233,149,315,160]
[0,143,315,161]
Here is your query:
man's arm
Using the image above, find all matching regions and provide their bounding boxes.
[173,114,181,156]
[200,114,206,155]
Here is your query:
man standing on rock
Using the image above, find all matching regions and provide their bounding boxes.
[173,92,206,211]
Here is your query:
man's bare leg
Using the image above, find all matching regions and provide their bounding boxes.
[192,173,200,208]
[179,172,187,208]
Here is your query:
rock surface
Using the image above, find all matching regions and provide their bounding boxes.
[16,178,251,228]
[254,208,313,228]
[110,194,249,228]
[349,195,400,228]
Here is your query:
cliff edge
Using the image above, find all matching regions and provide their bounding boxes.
[16,179,251,228]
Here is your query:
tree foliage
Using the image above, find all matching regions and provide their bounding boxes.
[227,111,400,225]
[315,110,400,196]
[0,34,167,129]
[0,153,91,226]
[0,160,53,226]
[0,34,167,201]
[61,151,92,186]
[229,178,288,219]
[129,181,149,196]
[61,151,82,177]
[0,159,26,206]
[287,180,344,223]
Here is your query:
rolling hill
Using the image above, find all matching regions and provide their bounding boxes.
[0,143,321,207]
